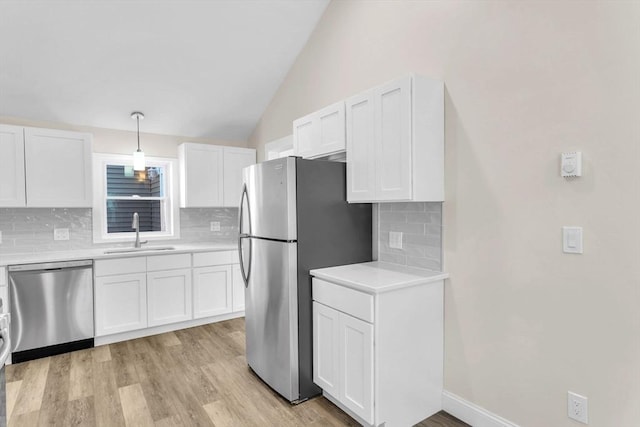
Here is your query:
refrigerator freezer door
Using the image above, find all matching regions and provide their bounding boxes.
[243,157,297,241]
[245,237,299,402]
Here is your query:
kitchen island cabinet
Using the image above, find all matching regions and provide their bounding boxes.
[310,262,448,427]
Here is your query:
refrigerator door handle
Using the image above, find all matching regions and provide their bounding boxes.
[238,184,252,287]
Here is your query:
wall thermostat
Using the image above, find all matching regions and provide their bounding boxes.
[561,152,582,177]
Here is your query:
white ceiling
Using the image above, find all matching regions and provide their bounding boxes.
[0,0,329,141]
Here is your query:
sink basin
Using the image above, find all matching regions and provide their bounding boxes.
[104,246,176,254]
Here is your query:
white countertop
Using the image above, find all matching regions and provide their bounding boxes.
[0,242,237,267]
[310,261,448,294]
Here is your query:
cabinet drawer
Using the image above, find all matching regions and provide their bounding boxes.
[192,251,237,267]
[95,257,146,277]
[147,253,191,271]
[312,278,373,323]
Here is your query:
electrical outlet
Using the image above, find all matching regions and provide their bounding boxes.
[389,231,403,249]
[210,221,221,232]
[53,228,70,241]
[568,391,588,424]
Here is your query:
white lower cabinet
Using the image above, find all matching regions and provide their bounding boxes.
[313,301,374,424]
[94,250,244,342]
[193,265,232,318]
[311,272,444,427]
[95,273,147,336]
[232,264,245,312]
[147,268,192,326]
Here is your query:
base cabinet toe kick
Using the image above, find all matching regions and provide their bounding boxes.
[310,268,445,427]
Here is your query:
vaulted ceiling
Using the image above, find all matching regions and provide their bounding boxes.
[0,0,329,141]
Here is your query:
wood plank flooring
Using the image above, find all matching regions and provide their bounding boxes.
[6,318,468,427]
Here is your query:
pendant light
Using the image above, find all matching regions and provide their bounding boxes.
[131,111,145,171]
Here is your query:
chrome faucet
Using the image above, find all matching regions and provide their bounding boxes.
[131,212,148,248]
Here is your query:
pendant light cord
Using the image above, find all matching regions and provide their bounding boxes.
[136,115,141,151]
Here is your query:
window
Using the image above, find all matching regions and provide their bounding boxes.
[93,154,179,243]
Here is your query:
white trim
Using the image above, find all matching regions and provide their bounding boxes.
[95,311,244,346]
[443,390,521,427]
[92,153,180,243]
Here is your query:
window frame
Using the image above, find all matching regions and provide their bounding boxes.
[92,153,180,243]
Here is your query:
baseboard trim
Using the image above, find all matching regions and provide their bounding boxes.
[443,390,520,427]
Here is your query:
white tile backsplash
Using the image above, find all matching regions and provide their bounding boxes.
[0,207,238,255]
[377,202,442,271]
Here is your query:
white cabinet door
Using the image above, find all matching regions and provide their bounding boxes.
[374,76,412,201]
[223,147,256,207]
[316,102,346,157]
[294,101,345,159]
[24,127,92,207]
[340,312,374,425]
[147,268,193,327]
[193,265,232,318]
[346,91,376,202]
[293,115,315,158]
[179,143,224,207]
[95,273,147,336]
[0,125,25,207]
[231,264,245,312]
[313,302,340,397]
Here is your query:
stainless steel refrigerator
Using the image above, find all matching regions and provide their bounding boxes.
[238,157,372,403]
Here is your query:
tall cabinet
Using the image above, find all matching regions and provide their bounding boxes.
[346,75,444,203]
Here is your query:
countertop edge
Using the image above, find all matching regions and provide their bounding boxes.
[310,262,449,295]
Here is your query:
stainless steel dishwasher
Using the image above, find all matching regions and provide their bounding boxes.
[8,260,94,363]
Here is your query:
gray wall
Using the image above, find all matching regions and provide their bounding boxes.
[0,208,238,254]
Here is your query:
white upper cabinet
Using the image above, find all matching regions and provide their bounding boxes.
[293,101,346,159]
[179,143,224,207]
[0,124,26,207]
[345,91,376,202]
[179,143,256,208]
[24,127,93,207]
[223,147,257,207]
[0,125,92,208]
[346,75,444,203]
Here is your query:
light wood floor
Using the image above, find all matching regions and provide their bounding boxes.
[6,318,468,427]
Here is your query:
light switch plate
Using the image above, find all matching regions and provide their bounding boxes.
[210,221,221,232]
[563,226,583,254]
[54,228,70,241]
[389,231,403,249]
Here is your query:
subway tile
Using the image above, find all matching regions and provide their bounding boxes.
[378,203,392,211]
[379,251,406,265]
[406,256,441,271]
[405,212,430,224]
[379,211,407,223]
[390,202,425,212]
[424,203,442,213]
[404,233,440,247]
[379,222,424,234]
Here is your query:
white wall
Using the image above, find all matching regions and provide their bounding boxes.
[249,1,640,426]
[0,116,247,157]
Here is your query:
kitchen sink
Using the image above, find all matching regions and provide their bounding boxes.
[103,246,176,254]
